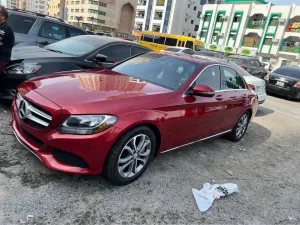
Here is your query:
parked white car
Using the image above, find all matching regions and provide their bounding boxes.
[161,47,195,55]
[193,55,267,104]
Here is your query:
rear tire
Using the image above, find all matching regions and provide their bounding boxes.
[228,111,250,142]
[103,126,156,185]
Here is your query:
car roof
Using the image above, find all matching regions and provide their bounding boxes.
[82,35,151,49]
[275,66,300,71]
[228,55,258,60]
[196,50,223,55]
[8,9,81,29]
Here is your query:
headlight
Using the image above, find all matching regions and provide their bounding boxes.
[6,63,42,74]
[57,115,118,135]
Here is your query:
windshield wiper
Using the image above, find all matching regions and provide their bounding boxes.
[45,48,63,54]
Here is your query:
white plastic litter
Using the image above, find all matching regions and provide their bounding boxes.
[192,183,238,212]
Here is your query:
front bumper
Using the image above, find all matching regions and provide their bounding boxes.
[0,75,26,100]
[11,101,122,174]
[267,84,300,99]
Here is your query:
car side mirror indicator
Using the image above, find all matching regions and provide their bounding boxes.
[192,84,215,97]
[95,54,107,63]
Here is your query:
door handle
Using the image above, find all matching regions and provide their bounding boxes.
[215,95,224,101]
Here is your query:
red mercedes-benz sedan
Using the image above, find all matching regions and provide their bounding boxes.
[11,52,258,184]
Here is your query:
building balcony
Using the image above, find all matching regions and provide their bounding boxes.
[138,0,147,6]
[136,15,145,19]
[247,21,264,29]
[152,25,161,32]
[135,17,145,23]
[280,46,300,54]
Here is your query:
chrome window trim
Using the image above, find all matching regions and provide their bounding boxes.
[182,63,249,97]
[161,129,232,154]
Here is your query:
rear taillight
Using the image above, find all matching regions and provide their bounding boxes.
[248,84,256,91]
[240,65,247,70]
[294,81,300,88]
[264,72,269,81]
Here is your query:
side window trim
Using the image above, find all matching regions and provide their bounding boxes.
[220,65,247,90]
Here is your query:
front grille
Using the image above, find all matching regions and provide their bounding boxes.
[16,93,52,128]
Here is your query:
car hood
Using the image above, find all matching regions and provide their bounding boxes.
[11,46,75,60]
[243,75,265,87]
[21,69,173,115]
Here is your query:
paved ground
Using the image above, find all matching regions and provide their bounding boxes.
[0,95,300,225]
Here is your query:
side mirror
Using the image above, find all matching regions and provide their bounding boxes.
[192,84,215,97]
[95,54,107,63]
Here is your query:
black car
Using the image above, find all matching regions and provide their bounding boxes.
[227,55,268,81]
[267,66,300,100]
[0,35,151,100]
[194,50,224,59]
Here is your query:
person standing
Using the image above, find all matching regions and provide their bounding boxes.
[0,6,14,73]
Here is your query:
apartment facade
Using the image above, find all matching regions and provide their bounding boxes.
[18,0,48,14]
[134,0,218,38]
[67,0,137,38]
[198,0,300,69]
[48,0,61,17]
[7,0,20,9]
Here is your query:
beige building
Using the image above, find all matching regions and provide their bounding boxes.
[67,0,137,38]
[48,0,61,17]
[7,0,20,9]
[18,0,48,14]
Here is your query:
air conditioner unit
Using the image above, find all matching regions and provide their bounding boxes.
[278,18,286,23]
[272,38,279,43]
[218,33,224,37]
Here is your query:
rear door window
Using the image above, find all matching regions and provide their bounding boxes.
[68,27,86,37]
[38,21,67,40]
[165,38,177,46]
[7,14,36,34]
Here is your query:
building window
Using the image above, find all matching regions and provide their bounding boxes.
[182,32,185,35]
[71,9,74,12]
[194,6,197,11]
[99,2,107,7]
[188,33,191,37]
[75,1,80,4]
[71,16,73,19]
[81,0,84,3]
[71,1,74,4]
[197,11,202,18]
[233,14,242,22]
[188,4,190,8]
[75,9,79,12]
[194,25,199,31]
[185,18,187,22]
[81,9,84,12]
[191,20,194,24]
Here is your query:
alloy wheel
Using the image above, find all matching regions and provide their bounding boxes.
[118,134,151,178]
[236,114,248,139]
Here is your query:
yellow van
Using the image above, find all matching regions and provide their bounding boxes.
[138,31,204,52]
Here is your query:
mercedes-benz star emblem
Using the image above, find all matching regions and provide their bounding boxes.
[19,100,29,119]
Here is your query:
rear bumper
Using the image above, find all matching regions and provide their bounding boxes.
[267,84,300,99]
[257,92,267,104]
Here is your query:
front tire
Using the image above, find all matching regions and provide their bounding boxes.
[103,126,156,185]
[228,111,250,142]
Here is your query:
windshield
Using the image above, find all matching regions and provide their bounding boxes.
[195,45,205,52]
[164,48,181,52]
[228,58,247,65]
[45,36,101,56]
[195,51,223,59]
[112,53,199,90]
[274,67,300,79]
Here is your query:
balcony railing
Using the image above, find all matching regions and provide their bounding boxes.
[136,15,145,19]
[281,46,300,54]
[247,20,264,29]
